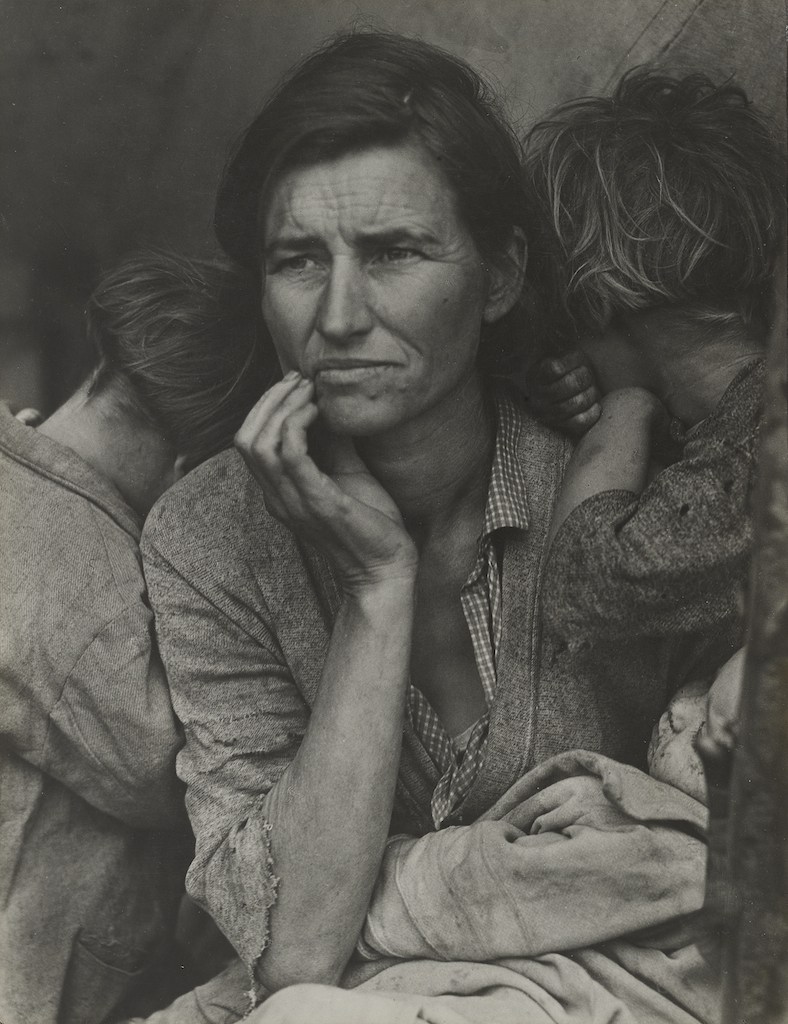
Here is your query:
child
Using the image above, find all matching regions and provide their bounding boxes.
[522,70,783,669]
[647,646,745,801]
[0,251,271,1024]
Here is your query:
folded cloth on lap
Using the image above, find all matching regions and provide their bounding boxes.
[125,753,717,1024]
[359,749,708,962]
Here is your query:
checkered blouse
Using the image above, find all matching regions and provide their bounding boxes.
[407,393,529,829]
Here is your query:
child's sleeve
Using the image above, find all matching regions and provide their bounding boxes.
[541,361,763,643]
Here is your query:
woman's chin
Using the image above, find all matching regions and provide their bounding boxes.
[315,393,406,437]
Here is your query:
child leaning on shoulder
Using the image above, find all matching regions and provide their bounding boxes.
[523,69,784,698]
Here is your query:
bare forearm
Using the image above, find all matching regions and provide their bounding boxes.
[257,577,415,990]
[548,388,660,547]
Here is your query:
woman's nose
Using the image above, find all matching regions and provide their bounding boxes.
[316,259,373,343]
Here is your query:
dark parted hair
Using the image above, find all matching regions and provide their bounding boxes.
[215,30,544,375]
[86,251,274,470]
[524,68,786,338]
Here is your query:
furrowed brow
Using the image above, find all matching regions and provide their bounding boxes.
[358,227,439,248]
[263,234,326,256]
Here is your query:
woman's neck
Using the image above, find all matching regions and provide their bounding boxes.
[38,382,177,517]
[355,373,494,545]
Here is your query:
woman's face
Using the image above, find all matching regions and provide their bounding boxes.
[260,141,516,436]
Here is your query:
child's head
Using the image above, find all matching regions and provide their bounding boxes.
[86,251,275,471]
[647,676,709,802]
[648,648,745,802]
[525,69,784,341]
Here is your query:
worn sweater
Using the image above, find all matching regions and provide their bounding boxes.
[541,360,763,648]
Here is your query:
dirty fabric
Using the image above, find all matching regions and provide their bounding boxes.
[410,393,529,829]
[117,753,715,1024]
[0,407,191,1024]
[248,753,715,1023]
[360,750,707,961]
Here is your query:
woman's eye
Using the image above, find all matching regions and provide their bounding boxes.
[282,256,311,271]
[270,254,318,274]
[378,247,420,264]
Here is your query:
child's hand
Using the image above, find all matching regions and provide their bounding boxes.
[528,350,601,438]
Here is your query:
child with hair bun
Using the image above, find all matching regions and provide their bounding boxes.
[524,70,783,694]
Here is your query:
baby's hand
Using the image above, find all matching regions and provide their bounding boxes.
[527,350,601,438]
[697,648,746,762]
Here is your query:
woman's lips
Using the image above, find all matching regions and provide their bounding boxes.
[314,363,398,385]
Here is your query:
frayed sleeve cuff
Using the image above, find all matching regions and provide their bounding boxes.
[190,811,279,1008]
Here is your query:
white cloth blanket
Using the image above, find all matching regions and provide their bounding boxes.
[257,750,719,1024]
[133,752,718,1023]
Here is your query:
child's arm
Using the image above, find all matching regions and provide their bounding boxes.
[546,387,665,548]
[542,362,763,643]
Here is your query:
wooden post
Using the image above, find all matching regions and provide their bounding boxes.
[713,262,788,1023]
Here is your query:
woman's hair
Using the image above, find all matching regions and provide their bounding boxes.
[86,251,274,469]
[524,68,785,337]
[215,30,544,375]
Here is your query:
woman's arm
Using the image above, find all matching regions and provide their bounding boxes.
[358,767,707,963]
[234,376,419,991]
[258,578,414,991]
[145,374,419,994]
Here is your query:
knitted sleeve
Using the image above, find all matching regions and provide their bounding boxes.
[541,361,764,643]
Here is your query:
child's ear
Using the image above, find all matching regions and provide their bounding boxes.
[483,229,527,324]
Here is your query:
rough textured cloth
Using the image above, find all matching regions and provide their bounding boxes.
[357,750,708,963]
[541,360,763,647]
[0,406,191,1024]
[141,389,742,985]
[260,751,715,1024]
[151,752,714,1024]
[121,753,716,1024]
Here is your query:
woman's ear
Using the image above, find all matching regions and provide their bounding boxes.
[173,453,189,482]
[482,229,528,324]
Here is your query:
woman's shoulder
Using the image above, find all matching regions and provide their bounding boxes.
[497,385,573,477]
[142,447,298,575]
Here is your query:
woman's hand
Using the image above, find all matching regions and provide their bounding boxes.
[235,372,417,591]
[507,775,632,835]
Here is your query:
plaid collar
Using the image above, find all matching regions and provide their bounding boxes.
[481,390,530,539]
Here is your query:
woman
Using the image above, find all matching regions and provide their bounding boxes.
[141,33,737,1021]
[0,252,268,1024]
